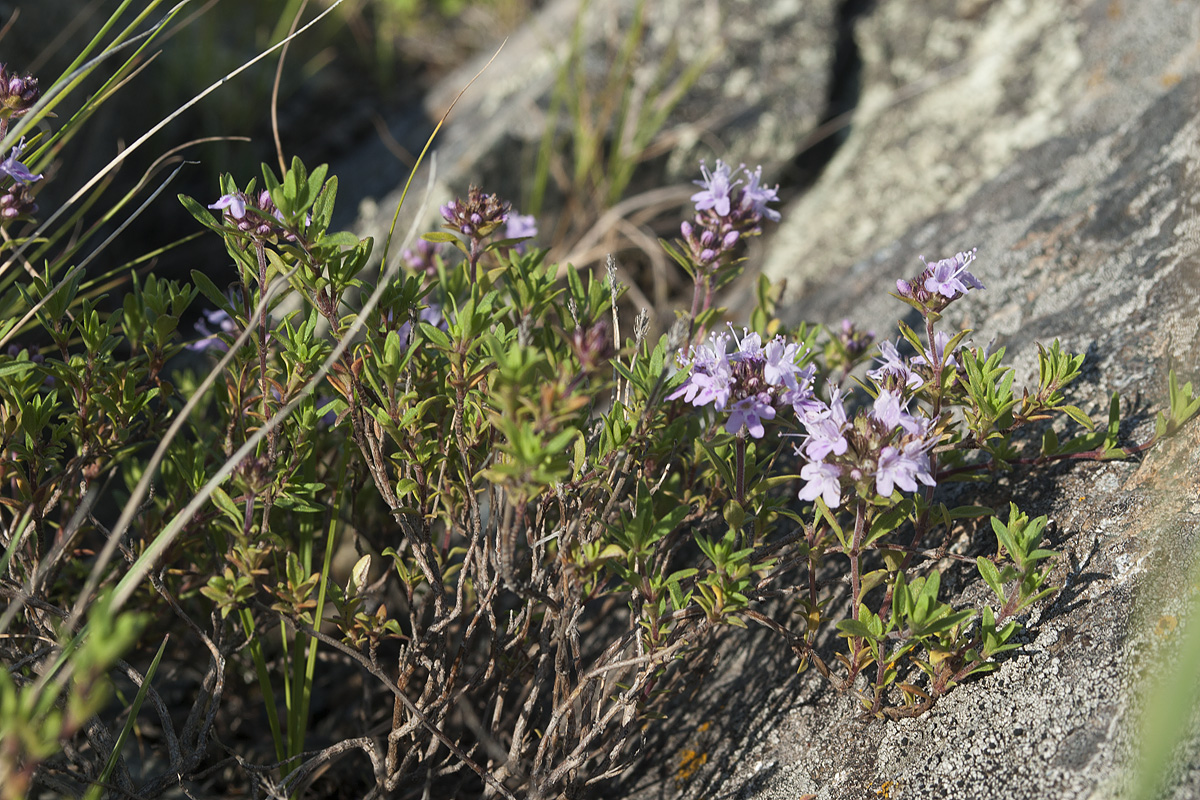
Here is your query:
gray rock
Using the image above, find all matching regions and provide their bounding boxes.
[338,0,839,257]
[762,0,1200,298]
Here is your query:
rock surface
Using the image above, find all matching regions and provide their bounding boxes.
[762,0,1200,300]
[337,0,840,255]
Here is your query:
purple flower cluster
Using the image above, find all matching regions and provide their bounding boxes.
[896,248,984,314]
[670,327,814,439]
[866,340,923,391]
[0,64,39,118]
[681,161,781,270]
[794,383,937,509]
[0,64,42,223]
[836,318,875,359]
[209,190,294,242]
[440,187,510,242]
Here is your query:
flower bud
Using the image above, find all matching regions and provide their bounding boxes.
[0,65,39,115]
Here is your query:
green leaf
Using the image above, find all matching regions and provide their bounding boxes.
[419,322,451,350]
[698,438,736,493]
[0,360,35,381]
[990,514,1020,565]
[917,608,975,637]
[945,505,994,520]
[864,502,910,547]
[976,556,1006,604]
[836,618,880,641]
[1060,404,1096,430]
[858,569,890,602]
[210,486,242,526]
[190,269,235,317]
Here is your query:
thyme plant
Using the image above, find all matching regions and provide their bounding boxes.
[2,6,1199,800]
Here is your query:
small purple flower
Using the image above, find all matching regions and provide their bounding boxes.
[440,187,510,242]
[800,385,850,461]
[740,165,781,222]
[874,440,936,497]
[188,308,238,352]
[684,334,735,409]
[672,327,812,438]
[730,328,764,362]
[209,189,293,241]
[0,181,37,220]
[867,340,922,390]
[870,389,925,436]
[804,415,849,461]
[0,65,39,115]
[0,140,41,184]
[691,160,738,216]
[681,161,782,271]
[504,211,538,254]
[505,212,537,241]
[208,193,247,219]
[836,318,876,358]
[570,319,614,374]
[798,460,843,508]
[896,248,984,314]
[922,248,984,298]
[403,239,444,275]
[725,392,776,439]
[763,336,808,390]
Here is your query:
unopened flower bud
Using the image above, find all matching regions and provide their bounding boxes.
[440,186,511,242]
[0,181,38,222]
[571,320,614,374]
[0,65,39,116]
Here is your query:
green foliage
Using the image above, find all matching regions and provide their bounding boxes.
[1,1,1194,793]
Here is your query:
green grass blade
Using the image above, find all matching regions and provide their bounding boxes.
[83,635,170,800]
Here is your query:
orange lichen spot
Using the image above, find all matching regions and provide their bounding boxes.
[1106,0,1121,19]
[1161,73,1182,88]
[875,780,899,798]
[697,721,712,733]
[1156,615,1178,637]
[675,749,708,785]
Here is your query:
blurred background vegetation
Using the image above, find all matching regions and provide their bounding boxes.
[1,0,536,293]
